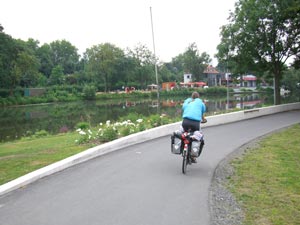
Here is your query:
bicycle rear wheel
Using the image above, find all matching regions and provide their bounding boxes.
[182,150,187,174]
[198,139,205,157]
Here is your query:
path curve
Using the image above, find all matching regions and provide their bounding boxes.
[0,110,299,225]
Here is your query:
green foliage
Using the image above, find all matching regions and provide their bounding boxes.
[119,126,131,136]
[119,112,143,122]
[99,126,118,142]
[216,0,300,105]
[282,68,300,93]
[49,65,64,85]
[76,122,90,130]
[33,130,49,138]
[75,112,180,145]
[83,85,96,100]
[49,40,80,75]
[147,114,171,127]
[85,43,125,92]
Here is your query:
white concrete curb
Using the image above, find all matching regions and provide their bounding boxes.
[1,102,300,196]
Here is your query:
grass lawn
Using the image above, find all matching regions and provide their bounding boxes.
[229,124,300,225]
[0,133,93,185]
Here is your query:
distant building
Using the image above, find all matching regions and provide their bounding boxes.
[203,65,258,88]
[162,82,176,91]
[184,74,192,83]
[238,75,257,87]
[203,65,221,86]
[179,82,207,88]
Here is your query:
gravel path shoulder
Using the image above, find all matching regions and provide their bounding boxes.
[208,136,265,225]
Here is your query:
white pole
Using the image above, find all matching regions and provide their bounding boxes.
[150,7,159,98]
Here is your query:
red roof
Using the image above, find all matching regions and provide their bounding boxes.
[180,82,207,87]
[241,75,257,81]
[203,65,219,74]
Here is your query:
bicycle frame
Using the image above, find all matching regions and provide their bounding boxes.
[181,132,192,174]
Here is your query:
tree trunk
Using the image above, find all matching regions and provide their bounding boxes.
[274,72,281,105]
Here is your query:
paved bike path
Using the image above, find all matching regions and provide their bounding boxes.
[0,110,299,225]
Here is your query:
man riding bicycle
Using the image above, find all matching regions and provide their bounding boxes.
[181,91,206,163]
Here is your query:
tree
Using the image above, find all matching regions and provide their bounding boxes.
[126,44,156,89]
[36,43,54,78]
[84,43,124,92]
[13,50,41,88]
[49,65,64,85]
[49,40,80,75]
[0,30,18,91]
[282,67,300,93]
[216,0,300,105]
[182,43,211,81]
[171,43,211,82]
[0,29,40,93]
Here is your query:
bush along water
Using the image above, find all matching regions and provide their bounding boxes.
[75,113,179,145]
[0,87,230,106]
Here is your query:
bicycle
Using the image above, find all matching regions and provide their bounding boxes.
[180,130,204,174]
[171,122,205,174]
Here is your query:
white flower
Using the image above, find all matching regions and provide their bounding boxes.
[106,120,111,126]
[99,122,103,126]
[79,130,86,135]
[88,129,92,134]
[136,119,143,123]
[76,128,81,132]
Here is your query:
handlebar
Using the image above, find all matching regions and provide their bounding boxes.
[201,118,207,124]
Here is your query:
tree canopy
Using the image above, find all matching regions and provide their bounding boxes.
[0,22,214,94]
[216,0,300,104]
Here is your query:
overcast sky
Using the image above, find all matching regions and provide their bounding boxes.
[1,0,236,65]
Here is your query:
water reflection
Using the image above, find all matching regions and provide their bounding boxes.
[0,93,294,142]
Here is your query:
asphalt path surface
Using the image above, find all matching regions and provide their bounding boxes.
[1,110,300,225]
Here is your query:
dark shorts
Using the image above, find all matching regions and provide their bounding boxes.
[182,118,200,132]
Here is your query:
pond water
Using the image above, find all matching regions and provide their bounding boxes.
[0,93,297,142]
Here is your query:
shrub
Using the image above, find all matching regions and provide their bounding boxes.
[119,126,131,136]
[119,113,142,123]
[99,127,118,142]
[33,130,49,138]
[83,85,96,100]
[148,114,161,127]
[75,129,93,144]
[76,122,90,130]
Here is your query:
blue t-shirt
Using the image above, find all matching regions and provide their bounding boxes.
[182,98,206,122]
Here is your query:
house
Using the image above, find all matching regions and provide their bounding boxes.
[179,82,207,88]
[203,65,221,86]
[238,75,257,87]
[184,74,193,83]
[179,73,207,88]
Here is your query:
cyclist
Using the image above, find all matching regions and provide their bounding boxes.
[181,91,206,163]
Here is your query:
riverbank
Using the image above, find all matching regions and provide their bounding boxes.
[0,86,246,107]
[0,133,94,185]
